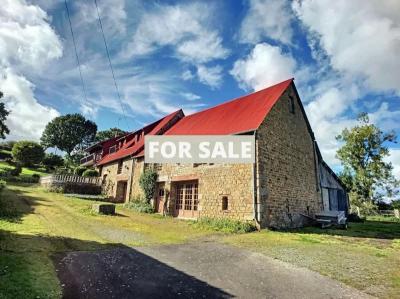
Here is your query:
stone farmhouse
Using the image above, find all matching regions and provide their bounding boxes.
[81,79,348,228]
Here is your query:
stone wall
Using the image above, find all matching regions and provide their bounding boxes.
[133,162,254,221]
[99,157,134,202]
[256,86,322,228]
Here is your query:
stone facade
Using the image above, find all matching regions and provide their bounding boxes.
[100,157,134,202]
[256,86,322,228]
[97,86,326,228]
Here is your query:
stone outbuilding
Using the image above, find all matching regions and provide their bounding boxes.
[82,79,348,228]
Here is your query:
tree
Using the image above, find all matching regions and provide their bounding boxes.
[336,113,398,203]
[40,114,97,157]
[0,91,10,139]
[139,169,158,204]
[12,141,45,167]
[42,153,64,170]
[95,128,126,142]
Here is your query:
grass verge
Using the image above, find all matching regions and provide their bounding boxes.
[224,220,400,298]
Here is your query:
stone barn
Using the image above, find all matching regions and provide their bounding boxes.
[82,78,347,228]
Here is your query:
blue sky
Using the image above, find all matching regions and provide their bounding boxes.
[1,0,400,179]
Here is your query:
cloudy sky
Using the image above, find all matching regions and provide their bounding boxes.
[1,0,400,178]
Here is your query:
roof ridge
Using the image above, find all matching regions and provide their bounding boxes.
[182,78,293,119]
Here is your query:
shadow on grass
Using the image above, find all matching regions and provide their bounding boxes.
[0,186,231,298]
[0,230,231,299]
[287,220,400,240]
[0,186,48,223]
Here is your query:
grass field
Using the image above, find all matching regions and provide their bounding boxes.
[1,183,399,298]
[225,220,400,298]
[0,161,49,179]
[0,183,215,298]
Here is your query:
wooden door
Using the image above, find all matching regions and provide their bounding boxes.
[173,182,198,219]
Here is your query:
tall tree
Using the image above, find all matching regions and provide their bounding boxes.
[40,114,97,157]
[336,113,398,202]
[95,127,127,142]
[0,91,10,139]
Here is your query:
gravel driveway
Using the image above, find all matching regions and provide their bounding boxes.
[54,241,374,299]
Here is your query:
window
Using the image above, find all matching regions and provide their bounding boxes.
[158,187,165,197]
[117,160,123,174]
[288,95,295,114]
[154,163,163,171]
[109,145,117,154]
[222,196,228,211]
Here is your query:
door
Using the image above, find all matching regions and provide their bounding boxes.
[173,181,199,218]
[155,183,165,214]
[115,181,127,203]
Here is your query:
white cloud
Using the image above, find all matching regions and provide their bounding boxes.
[386,149,400,181]
[293,0,400,94]
[0,0,62,140]
[74,0,127,35]
[0,0,62,71]
[230,43,296,91]
[196,65,223,89]
[124,2,229,64]
[181,92,201,101]
[240,0,294,44]
[0,69,59,140]
[181,70,194,81]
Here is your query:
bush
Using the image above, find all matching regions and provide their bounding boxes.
[12,141,45,167]
[42,153,64,170]
[347,213,366,223]
[124,197,154,213]
[139,169,158,203]
[9,164,22,176]
[0,150,12,160]
[74,166,87,176]
[82,169,98,177]
[0,180,6,192]
[193,217,257,233]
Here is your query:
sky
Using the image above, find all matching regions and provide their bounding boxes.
[1,0,400,179]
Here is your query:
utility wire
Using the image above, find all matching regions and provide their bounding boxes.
[93,0,130,130]
[64,0,90,109]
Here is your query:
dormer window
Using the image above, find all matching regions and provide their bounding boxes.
[109,145,117,154]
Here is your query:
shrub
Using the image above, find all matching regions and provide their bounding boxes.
[0,180,6,192]
[42,153,64,170]
[139,169,158,204]
[0,150,12,160]
[9,164,22,176]
[74,166,87,176]
[82,169,98,177]
[124,198,154,214]
[12,141,45,167]
[193,217,257,233]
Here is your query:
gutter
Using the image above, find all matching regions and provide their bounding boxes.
[252,130,261,228]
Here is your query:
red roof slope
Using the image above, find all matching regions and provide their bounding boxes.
[97,110,183,165]
[166,78,293,135]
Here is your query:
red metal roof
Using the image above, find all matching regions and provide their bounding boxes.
[97,110,184,165]
[165,78,293,135]
[96,79,293,165]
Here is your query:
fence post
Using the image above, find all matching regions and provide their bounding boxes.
[394,209,400,219]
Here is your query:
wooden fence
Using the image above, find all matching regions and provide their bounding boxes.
[40,175,101,186]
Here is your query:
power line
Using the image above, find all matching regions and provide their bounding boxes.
[64,0,90,109]
[93,0,130,130]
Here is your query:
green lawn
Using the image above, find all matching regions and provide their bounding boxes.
[1,183,399,298]
[0,161,50,180]
[0,183,215,298]
[225,219,400,298]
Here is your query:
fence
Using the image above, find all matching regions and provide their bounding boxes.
[40,175,101,186]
